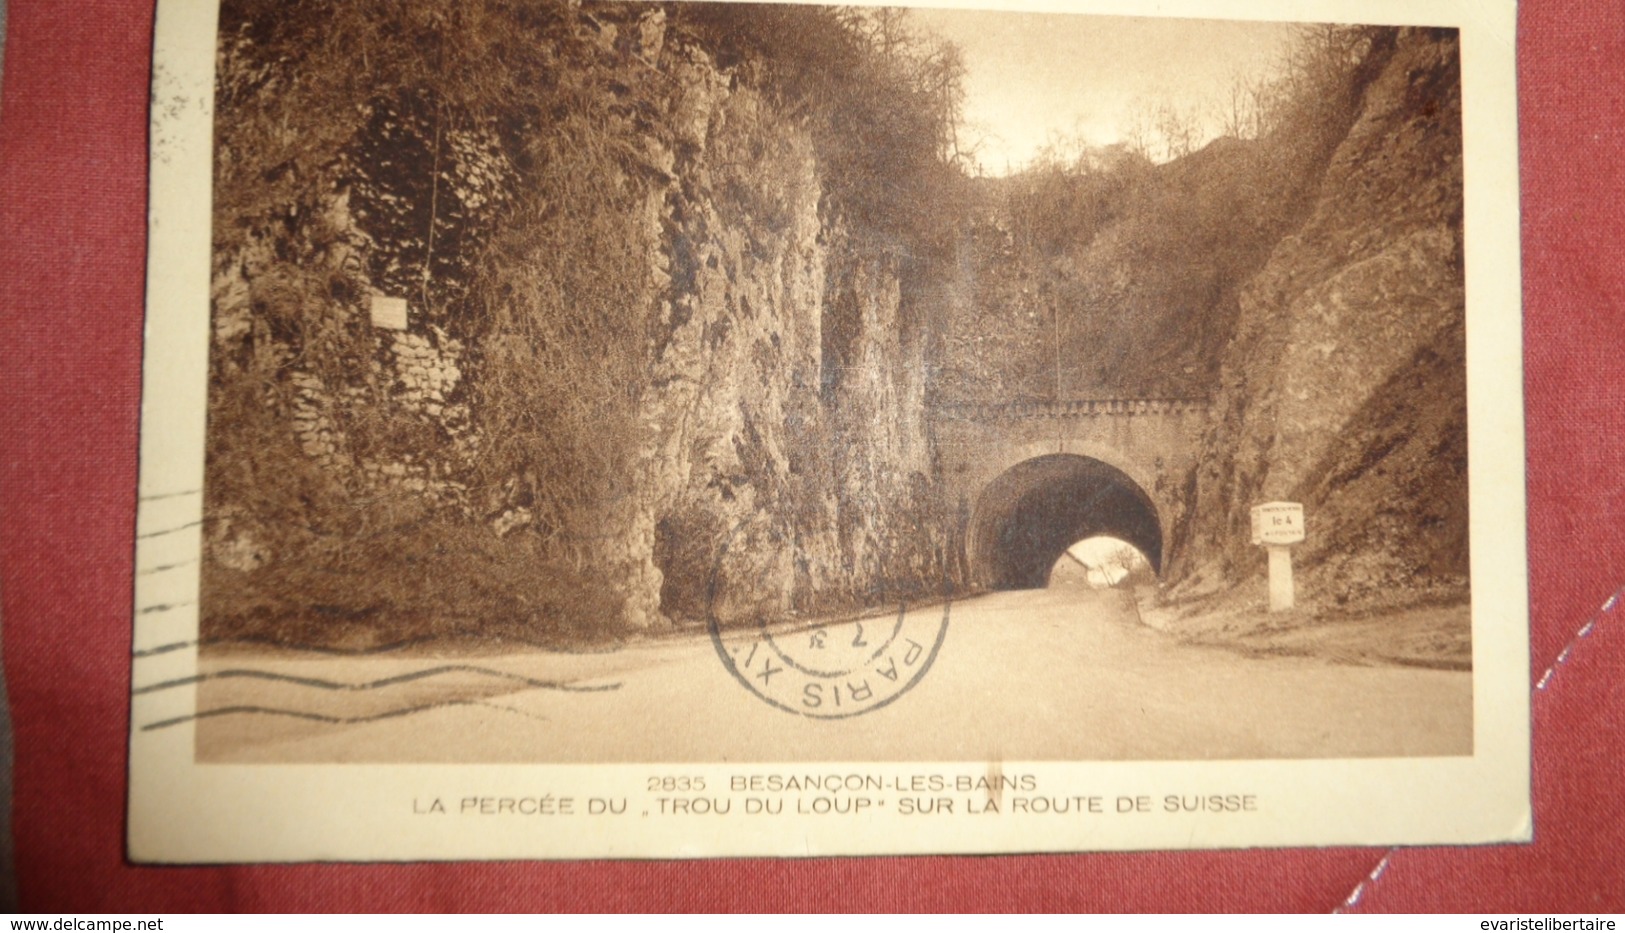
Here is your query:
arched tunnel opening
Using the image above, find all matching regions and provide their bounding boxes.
[969,454,1163,591]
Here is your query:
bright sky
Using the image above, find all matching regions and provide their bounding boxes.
[911,9,1297,174]
[1067,536,1143,567]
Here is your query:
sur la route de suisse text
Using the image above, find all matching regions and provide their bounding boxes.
[412,772,1258,819]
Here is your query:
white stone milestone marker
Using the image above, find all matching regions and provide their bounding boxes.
[370,294,409,331]
[1251,501,1305,612]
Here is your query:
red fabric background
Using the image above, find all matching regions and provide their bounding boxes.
[1,0,1620,912]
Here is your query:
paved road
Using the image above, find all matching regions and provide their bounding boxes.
[188,587,1473,762]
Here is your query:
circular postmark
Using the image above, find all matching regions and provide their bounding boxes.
[706,522,951,719]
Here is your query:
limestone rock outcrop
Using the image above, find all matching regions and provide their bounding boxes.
[204,2,952,642]
[1176,28,1467,610]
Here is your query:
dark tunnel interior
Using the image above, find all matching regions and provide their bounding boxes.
[970,454,1163,590]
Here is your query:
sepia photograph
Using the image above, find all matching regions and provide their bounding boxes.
[129,0,1527,860]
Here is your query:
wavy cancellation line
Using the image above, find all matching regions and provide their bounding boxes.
[131,632,630,659]
[142,698,554,731]
[133,664,624,697]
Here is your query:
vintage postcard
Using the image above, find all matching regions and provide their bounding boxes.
[130,0,1528,860]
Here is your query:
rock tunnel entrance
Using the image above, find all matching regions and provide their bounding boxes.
[969,453,1163,591]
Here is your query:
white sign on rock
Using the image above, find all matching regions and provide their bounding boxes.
[1251,500,1305,546]
[369,294,409,331]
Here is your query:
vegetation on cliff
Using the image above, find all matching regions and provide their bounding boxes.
[939,25,1396,402]
[203,4,1466,650]
[204,0,969,644]
[1175,28,1467,618]
[932,25,1468,625]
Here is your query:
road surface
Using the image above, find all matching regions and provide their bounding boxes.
[182,587,1473,762]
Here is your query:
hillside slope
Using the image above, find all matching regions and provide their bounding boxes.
[1171,27,1466,615]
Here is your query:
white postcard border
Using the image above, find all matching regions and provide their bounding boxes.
[130,0,1529,862]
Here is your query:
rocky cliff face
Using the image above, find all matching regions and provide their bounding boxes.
[203,2,951,642]
[1174,28,1467,612]
[204,7,1464,644]
[941,121,1342,405]
[618,35,946,628]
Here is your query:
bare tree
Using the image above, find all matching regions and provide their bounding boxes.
[1123,103,1156,161]
[1244,71,1280,138]
[853,6,914,60]
[1214,71,1262,139]
[1154,101,1202,161]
